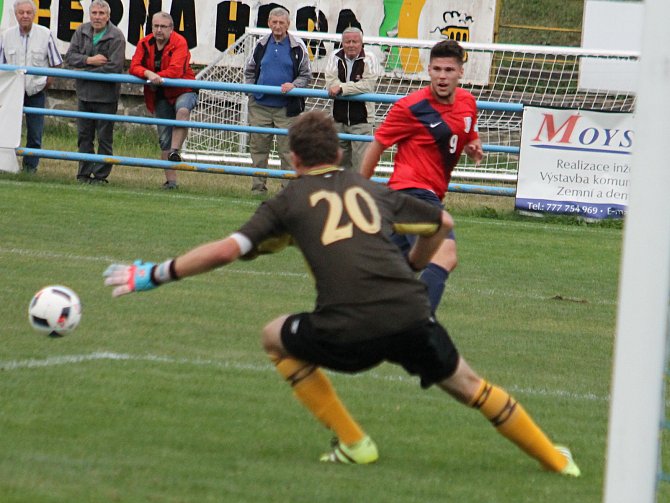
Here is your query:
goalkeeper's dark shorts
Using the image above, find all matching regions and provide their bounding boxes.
[280,314,460,389]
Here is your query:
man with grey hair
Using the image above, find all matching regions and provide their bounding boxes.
[65,0,126,184]
[244,7,312,195]
[0,0,62,173]
[325,27,380,171]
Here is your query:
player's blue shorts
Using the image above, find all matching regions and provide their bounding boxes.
[280,313,460,389]
[391,188,456,256]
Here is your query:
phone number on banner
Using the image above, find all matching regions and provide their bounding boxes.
[515,198,627,219]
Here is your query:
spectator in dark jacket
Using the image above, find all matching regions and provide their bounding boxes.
[243,7,311,194]
[65,0,125,184]
[325,27,380,171]
[129,11,197,189]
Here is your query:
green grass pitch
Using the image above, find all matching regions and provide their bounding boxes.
[0,173,664,502]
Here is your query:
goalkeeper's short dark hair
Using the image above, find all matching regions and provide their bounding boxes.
[288,111,340,167]
[430,39,465,65]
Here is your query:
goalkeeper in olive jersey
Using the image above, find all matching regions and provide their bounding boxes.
[104,111,579,476]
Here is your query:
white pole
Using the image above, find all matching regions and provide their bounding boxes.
[604,0,670,502]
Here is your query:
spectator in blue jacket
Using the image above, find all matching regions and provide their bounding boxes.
[244,7,312,195]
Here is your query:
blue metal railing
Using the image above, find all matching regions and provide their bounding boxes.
[0,64,524,112]
[23,107,519,154]
[0,64,521,195]
[17,147,517,197]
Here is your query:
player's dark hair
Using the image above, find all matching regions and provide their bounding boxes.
[430,39,465,64]
[289,111,340,167]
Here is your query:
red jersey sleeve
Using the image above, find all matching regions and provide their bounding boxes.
[374,98,413,148]
[129,39,150,79]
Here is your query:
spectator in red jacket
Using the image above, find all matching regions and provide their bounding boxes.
[129,11,197,189]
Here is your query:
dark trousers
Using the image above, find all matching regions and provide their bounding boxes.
[76,100,118,180]
[23,91,46,172]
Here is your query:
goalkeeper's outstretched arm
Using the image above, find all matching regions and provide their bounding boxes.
[173,235,244,277]
[406,211,454,272]
[103,235,245,297]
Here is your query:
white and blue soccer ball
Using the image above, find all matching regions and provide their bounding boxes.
[28,286,82,337]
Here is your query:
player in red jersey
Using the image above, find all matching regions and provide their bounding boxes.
[361,39,484,315]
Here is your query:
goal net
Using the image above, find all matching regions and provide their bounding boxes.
[187,28,638,183]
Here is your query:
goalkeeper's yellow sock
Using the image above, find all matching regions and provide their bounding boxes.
[470,379,568,472]
[272,355,365,446]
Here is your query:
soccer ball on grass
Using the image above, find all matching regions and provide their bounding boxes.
[28,286,82,337]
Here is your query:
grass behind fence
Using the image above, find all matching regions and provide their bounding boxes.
[0,169,653,502]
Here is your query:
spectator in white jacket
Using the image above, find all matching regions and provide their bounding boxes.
[0,0,62,172]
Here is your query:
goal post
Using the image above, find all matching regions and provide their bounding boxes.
[603,0,670,501]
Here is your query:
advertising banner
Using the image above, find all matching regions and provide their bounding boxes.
[0,148,19,173]
[0,70,24,149]
[516,106,633,219]
[0,69,24,173]
[0,0,496,71]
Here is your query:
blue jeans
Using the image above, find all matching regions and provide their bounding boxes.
[23,91,45,172]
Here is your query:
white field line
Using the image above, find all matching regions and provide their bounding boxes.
[0,246,309,278]
[0,246,616,303]
[1,179,622,234]
[0,351,608,403]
